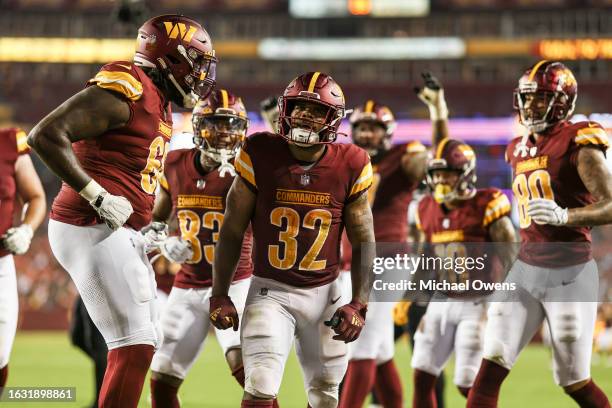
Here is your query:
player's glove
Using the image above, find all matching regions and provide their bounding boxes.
[209,295,239,331]
[141,222,169,254]
[527,198,568,226]
[325,299,368,343]
[1,223,33,255]
[414,72,448,121]
[79,180,133,230]
[160,236,194,263]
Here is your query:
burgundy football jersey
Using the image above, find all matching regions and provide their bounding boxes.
[161,148,253,289]
[340,141,425,270]
[51,61,172,230]
[234,132,373,288]
[0,128,30,257]
[417,188,511,295]
[506,121,609,267]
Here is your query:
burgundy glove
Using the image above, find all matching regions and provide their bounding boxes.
[209,295,239,331]
[324,299,368,343]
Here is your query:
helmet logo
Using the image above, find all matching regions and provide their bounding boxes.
[163,21,197,42]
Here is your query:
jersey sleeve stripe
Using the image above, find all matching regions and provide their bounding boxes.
[483,194,511,227]
[575,129,609,146]
[414,208,423,231]
[349,162,373,196]
[15,129,30,154]
[406,141,426,153]
[89,71,143,101]
[235,150,257,188]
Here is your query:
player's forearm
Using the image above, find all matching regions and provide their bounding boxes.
[28,127,92,191]
[21,194,47,231]
[431,119,449,146]
[350,244,376,304]
[212,229,243,296]
[567,200,612,226]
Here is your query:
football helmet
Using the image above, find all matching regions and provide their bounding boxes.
[134,14,217,108]
[192,89,248,162]
[278,72,346,145]
[349,100,396,154]
[513,60,577,133]
[426,139,476,204]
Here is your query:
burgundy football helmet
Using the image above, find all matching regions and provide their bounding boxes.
[278,72,346,145]
[426,139,477,203]
[134,14,217,108]
[349,100,396,154]
[513,60,577,133]
[192,89,248,161]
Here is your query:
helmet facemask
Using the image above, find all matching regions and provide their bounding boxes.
[351,120,390,157]
[279,96,344,146]
[193,110,247,162]
[514,81,575,134]
[426,158,476,204]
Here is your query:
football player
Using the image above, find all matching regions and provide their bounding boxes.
[411,138,516,407]
[148,90,256,407]
[467,61,612,407]
[338,101,427,408]
[209,72,376,408]
[27,14,216,407]
[0,127,46,396]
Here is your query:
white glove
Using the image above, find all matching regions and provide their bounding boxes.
[79,180,133,230]
[141,222,169,254]
[161,236,194,263]
[2,224,33,255]
[414,72,448,121]
[527,198,568,226]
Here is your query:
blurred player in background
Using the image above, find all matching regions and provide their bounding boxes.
[337,99,426,408]
[468,61,612,408]
[260,96,280,133]
[27,14,217,407]
[210,72,376,408]
[0,127,46,397]
[148,89,256,408]
[411,136,516,407]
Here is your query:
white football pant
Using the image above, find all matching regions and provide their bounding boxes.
[150,278,250,379]
[48,220,161,350]
[0,254,18,369]
[241,276,348,408]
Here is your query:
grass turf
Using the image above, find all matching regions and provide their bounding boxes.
[4,331,612,407]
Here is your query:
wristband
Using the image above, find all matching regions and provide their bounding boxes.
[79,180,104,203]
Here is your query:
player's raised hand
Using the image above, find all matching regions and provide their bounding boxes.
[209,295,239,331]
[414,72,448,121]
[527,198,568,225]
[160,236,194,263]
[325,299,368,343]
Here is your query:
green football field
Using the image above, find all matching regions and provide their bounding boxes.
[3,331,611,407]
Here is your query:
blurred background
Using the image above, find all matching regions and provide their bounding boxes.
[2,3,612,405]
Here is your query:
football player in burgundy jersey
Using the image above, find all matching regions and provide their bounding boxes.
[148,89,258,407]
[27,14,217,407]
[411,138,516,408]
[468,61,612,407]
[338,101,426,408]
[209,72,376,408]
[0,128,46,397]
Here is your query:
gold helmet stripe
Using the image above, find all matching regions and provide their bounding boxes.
[307,72,321,93]
[364,100,375,113]
[528,60,549,81]
[220,89,229,108]
[435,138,451,159]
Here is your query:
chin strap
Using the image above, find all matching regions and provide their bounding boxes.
[156,57,197,109]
